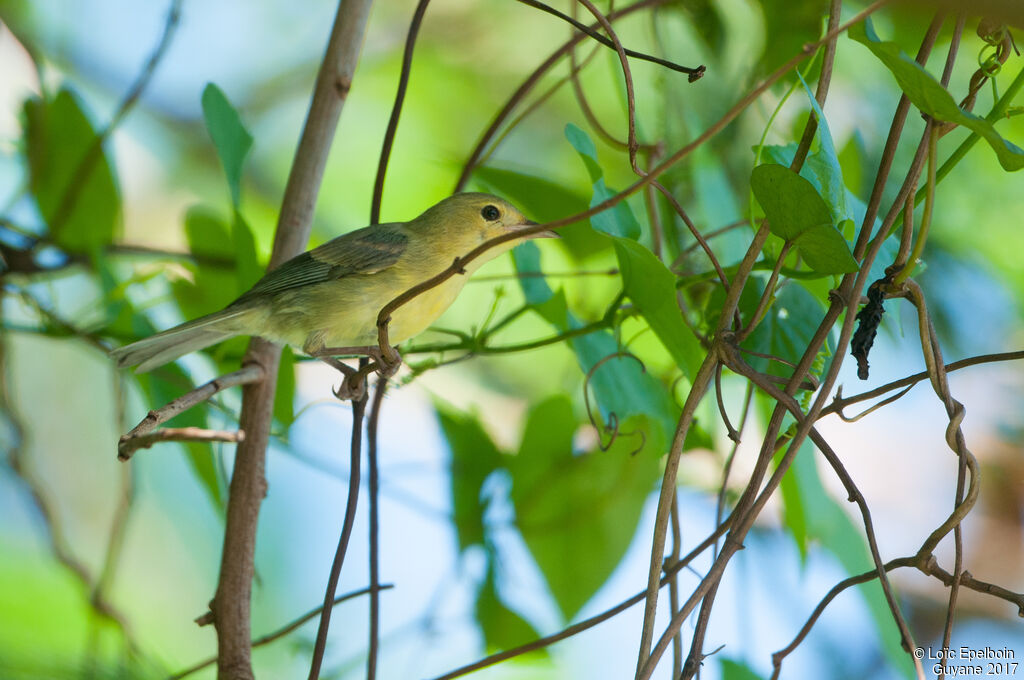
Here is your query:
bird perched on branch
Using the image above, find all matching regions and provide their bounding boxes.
[111,193,555,372]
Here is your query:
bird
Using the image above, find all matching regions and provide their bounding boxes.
[110,193,555,373]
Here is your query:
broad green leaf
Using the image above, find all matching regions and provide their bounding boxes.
[475,565,545,653]
[509,395,661,620]
[751,164,858,274]
[201,83,253,206]
[22,88,119,253]
[565,124,642,240]
[436,401,503,552]
[564,122,602,181]
[850,18,1024,171]
[513,244,678,452]
[612,237,704,380]
[473,165,605,258]
[274,345,296,429]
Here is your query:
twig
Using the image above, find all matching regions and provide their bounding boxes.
[823,350,1024,419]
[453,0,675,192]
[211,2,374,677]
[515,0,704,79]
[168,585,393,680]
[118,365,264,460]
[119,427,245,457]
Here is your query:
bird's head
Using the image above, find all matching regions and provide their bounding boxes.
[408,193,557,263]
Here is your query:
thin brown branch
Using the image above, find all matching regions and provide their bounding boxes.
[366,378,388,680]
[370,0,431,225]
[308,360,370,680]
[118,365,264,460]
[453,0,676,192]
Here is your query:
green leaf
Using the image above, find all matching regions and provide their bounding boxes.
[740,281,827,382]
[22,88,119,253]
[474,165,606,259]
[564,122,602,181]
[436,401,503,552]
[509,395,660,620]
[750,164,858,274]
[612,238,704,380]
[475,565,545,653]
[201,83,253,206]
[850,18,1024,171]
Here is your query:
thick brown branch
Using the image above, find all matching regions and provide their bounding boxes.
[211,1,373,678]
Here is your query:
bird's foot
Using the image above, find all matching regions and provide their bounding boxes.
[368,345,402,379]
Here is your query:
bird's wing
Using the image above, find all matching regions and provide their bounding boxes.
[232,223,409,305]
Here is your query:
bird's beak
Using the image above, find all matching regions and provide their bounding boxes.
[509,219,559,239]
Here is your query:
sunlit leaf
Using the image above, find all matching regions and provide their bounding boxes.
[612,237,704,380]
[509,395,660,620]
[851,18,1024,171]
[22,88,119,253]
[201,83,253,206]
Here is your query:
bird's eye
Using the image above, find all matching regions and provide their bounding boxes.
[481,205,501,221]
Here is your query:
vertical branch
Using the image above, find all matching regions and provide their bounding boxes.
[366,378,388,680]
[308,365,371,680]
[210,2,374,678]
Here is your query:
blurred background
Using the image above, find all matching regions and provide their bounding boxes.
[0,1,1022,678]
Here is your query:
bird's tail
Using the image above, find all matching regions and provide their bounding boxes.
[110,307,254,373]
